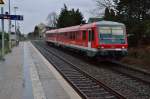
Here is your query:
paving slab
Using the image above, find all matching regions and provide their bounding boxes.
[27,41,81,99]
[0,43,24,99]
[0,41,81,99]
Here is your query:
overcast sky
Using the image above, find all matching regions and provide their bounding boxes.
[3,0,98,34]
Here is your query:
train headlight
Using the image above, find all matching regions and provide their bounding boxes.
[101,46,104,49]
[122,46,125,49]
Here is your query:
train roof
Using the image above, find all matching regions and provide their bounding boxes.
[95,21,125,26]
[46,21,125,34]
[58,25,80,33]
[46,29,57,33]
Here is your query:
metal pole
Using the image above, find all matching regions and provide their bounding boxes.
[14,6,18,45]
[8,0,11,49]
[1,7,4,60]
[15,8,16,40]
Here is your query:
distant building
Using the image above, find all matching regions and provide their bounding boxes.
[88,17,104,23]
[10,32,17,46]
[37,22,57,39]
[42,26,56,38]
[10,32,16,41]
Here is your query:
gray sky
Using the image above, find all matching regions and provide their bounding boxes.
[3,0,97,34]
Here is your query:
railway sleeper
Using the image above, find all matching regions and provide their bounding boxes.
[79,88,106,92]
[86,92,115,98]
[68,79,89,82]
[65,74,85,77]
[59,69,77,73]
[63,72,82,76]
[75,83,98,87]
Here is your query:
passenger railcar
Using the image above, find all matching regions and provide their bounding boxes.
[45,21,128,58]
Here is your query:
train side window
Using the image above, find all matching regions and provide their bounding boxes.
[82,31,86,40]
[72,32,73,40]
[92,29,94,41]
[76,31,80,40]
[73,32,75,40]
[88,29,94,41]
[71,32,75,40]
[88,30,92,41]
[69,32,72,39]
[75,32,77,40]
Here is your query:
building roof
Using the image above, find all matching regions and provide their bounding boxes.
[88,17,103,23]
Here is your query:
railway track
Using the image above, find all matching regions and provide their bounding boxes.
[107,61,150,85]
[45,40,150,85]
[46,41,150,85]
[32,41,125,99]
[32,41,150,99]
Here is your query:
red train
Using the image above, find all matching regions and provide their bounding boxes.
[45,21,128,58]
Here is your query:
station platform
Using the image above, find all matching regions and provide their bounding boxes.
[0,41,81,99]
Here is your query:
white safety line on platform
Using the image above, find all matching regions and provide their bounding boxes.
[30,42,82,99]
[24,42,46,99]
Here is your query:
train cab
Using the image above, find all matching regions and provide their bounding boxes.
[95,21,128,57]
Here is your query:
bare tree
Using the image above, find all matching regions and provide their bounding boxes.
[90,0,116,17]
[95,0,115,10]
[46,12,58,27]
[89,7,105,17]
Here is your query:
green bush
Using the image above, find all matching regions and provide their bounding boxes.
[0,32,10,57]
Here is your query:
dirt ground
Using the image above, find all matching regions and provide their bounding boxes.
[121,45,150,71]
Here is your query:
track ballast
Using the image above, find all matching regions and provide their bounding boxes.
[32,41,125,99]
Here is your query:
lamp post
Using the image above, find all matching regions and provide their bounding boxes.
[14,7,18,32]
[8,0,12,49]
[1,7,4,59]
[0,1,5,60]
[14,6,19,45]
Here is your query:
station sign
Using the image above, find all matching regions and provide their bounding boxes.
[0,14,23,21]
[10,15,24,20]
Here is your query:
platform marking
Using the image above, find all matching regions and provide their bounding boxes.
[25,42,46,99]
[30,42,81,99]
[23,42,34,99]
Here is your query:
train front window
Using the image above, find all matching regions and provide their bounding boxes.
[99,26,125,44]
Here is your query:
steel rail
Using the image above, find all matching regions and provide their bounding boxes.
[108,61,150,85]
[32,41,126,99]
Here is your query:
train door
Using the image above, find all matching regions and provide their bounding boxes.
[88,29,92,48]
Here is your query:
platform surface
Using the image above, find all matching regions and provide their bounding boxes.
[0,41,81,99]
[0,43,24,99]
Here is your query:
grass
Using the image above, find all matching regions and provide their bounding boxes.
[0,41,11,60]
[121,45,150,71]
